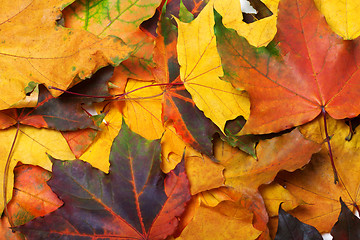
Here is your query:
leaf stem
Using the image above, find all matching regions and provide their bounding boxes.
[345,119,354,141]
[321,107,339,184]
[49,82,184,99]
[80,105,94,117]
[48,86,113,99]
[4,122,20,228]
[101,91,166,113]
[117,82,183,98]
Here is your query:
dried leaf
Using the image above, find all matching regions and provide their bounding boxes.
[331,198,360,240]
[274,204,323,240]
[177,0,250,132]
[277,117,360,232]
[63,0,161,38]
[214,0,278,47]
[0,126,75,214]
[259,182,302,217]
[314,0,360,39]
[0,0,131,109]
[18,121,191,239]
[215,128,321,231]
[176,200,261,240]
[79,105,123,173]
[215,0,360,135]
[185,147,224,195]
[7,164,63,226]
[158,13,218,159]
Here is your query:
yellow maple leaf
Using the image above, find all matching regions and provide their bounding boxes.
[214,0,279,47]
[80,81,182,174]
[122,80,164,140]
[79,106,123,173]
[0,0,131,110]
[176,0,250,133]
[314,0,360,39]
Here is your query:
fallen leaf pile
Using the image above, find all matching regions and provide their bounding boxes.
[1,0,360,239]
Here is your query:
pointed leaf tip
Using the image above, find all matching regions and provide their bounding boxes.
[331,198,360,240]
[275,203,323,240]
[17,120,191,240]
[216,0,360,134]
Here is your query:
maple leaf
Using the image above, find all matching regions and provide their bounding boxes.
[79,77,185,175]
[276,117,360,233]
[79,105,123,173]
[0,0,131,110]
[314,0,360,40]
[214,128,321,232]
[215,0,360,135]
[154,10,220,159]
[76,42,164,172]
[17,121,190,239]
[84,75,222,194]
[63,0,161,82]
[177,0,250,132]
[214,0,279,47]
[63,0,161,38]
